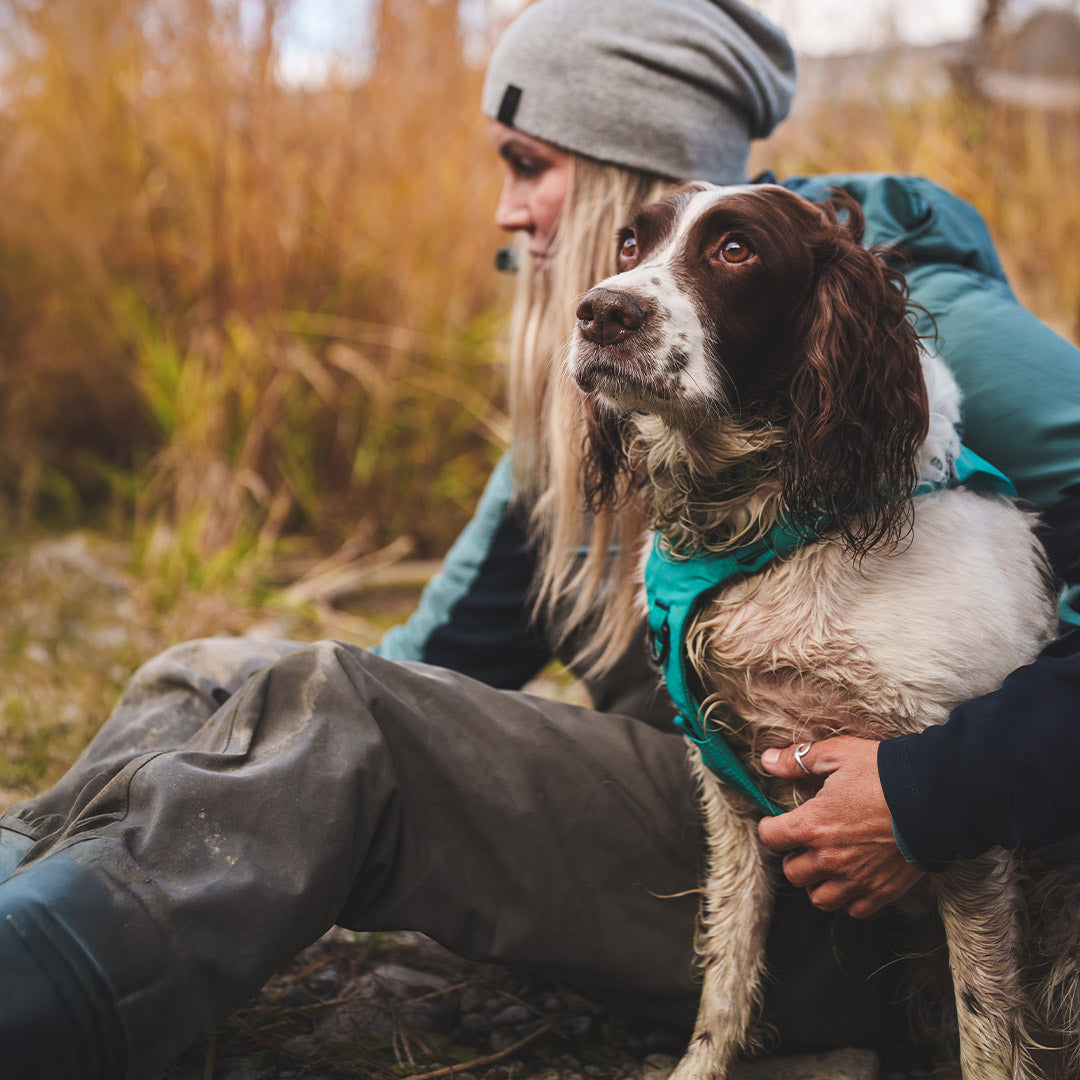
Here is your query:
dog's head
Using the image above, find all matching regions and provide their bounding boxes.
[569,183,929,552]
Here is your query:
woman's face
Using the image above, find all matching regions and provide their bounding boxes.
[488,119,571,273]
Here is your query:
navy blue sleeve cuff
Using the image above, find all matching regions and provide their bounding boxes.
[879,632,1080,872]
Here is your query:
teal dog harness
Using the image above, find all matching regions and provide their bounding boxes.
[644,445,1016,817]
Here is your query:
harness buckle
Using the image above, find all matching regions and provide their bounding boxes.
[647,611,671,668]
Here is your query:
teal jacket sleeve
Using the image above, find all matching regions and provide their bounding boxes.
[785,173,1080,506]
[373,454,553,688]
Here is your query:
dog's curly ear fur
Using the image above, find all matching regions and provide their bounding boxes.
[782,194,929,553]
[580,396,636,512]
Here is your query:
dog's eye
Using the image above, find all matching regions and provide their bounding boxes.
[720,237,752,264]
[618,230,639,264]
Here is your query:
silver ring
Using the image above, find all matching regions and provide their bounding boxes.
[793,742,813,775]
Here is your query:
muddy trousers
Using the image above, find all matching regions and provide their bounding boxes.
[0,639,906,1079]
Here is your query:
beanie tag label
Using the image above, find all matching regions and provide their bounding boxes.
[497,84,522,127]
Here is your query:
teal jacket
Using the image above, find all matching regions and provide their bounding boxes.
[786,173,1080,507]
[379,173,1080,867]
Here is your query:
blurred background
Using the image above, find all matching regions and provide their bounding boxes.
[0,0,1078,799]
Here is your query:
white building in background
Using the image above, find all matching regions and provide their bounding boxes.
[791,5,1080,111]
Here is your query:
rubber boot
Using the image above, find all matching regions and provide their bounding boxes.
[0,857,128,1079]
[0,846,216,1079]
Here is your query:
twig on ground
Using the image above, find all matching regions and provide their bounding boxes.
[201,1033,216,1080]
[404,1022,555,1080]
[229,1013,291,1055]
[279,954,337,987]
[404,979,483,1006]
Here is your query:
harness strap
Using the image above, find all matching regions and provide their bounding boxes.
[644,444,1015,817]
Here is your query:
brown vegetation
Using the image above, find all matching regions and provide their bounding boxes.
[1,1,1077,568]
[0,0,509,569]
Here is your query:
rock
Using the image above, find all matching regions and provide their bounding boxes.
[459,985,489,1012]
[641,1051,679,1080]
[457,1012,491,1035]
[492,1003,534,1026]
[489,1029,522,1053]
[399,1000,448,1032]
[366,962,450,993]
[568,1014,594,1038]
[636,1048,880,1080]
[730,1047,880,1080]
[306,965,344,998]
[214,1060,270,1080]
[644,1027,687,1054]
[285,998,396,1047]
[277,983,321,1007]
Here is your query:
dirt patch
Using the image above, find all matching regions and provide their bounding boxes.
[160,929,691,1080]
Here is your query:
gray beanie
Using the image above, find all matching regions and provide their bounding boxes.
[481,0,796,185]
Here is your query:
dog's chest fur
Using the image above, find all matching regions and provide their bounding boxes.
[683,489,1054,762]
[658,352,1058,779]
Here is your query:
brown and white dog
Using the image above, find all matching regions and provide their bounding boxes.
[568,183,1063,1079]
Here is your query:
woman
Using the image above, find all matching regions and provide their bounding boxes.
[3,2,1080,1077]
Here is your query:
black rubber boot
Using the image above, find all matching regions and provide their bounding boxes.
[0,857,128,1079]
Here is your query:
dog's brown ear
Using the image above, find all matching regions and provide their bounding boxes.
[580,396,636,512]
[782,208,929,554]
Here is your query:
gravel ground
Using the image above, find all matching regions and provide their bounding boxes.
[156,928,956,1080]
[158,928,694,1080]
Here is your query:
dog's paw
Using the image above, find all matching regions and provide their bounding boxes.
[667,1040,727,1080]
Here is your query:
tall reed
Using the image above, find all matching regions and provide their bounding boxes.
[0,0,509,574]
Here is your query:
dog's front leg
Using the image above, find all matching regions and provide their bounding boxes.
[670,760,775,1080]
[933,850,1035,1080]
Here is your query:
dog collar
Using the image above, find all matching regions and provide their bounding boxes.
[645,443,1015,818]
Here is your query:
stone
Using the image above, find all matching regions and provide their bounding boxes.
[641,1052,678,1080]
[489,1029,522,1053]
[492,1003,534,1026]
[457,1012,491,1034]
[365,962,450,993]
[636,1048,880,1080]
[459,985,488,1013]
[568,1014,594,1038]
[730,1047,880,1080]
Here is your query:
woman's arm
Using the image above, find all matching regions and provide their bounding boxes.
[760,175,1080,913]
[758,496,1080,915]
[374,454,554,689]
[756,736,923,919]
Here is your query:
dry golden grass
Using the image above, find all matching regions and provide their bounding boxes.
[1,1,1076,573]
[0,0,509,568]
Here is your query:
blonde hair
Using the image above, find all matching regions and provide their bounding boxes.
[507,155,675,675]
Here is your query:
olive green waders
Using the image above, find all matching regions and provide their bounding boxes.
[0,638,906,1078]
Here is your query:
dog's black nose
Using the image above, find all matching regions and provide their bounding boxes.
[576,288,645,346]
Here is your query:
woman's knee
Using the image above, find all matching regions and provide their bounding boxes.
[125,636,301,704]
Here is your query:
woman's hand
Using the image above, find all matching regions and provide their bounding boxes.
[756,736,925,919]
